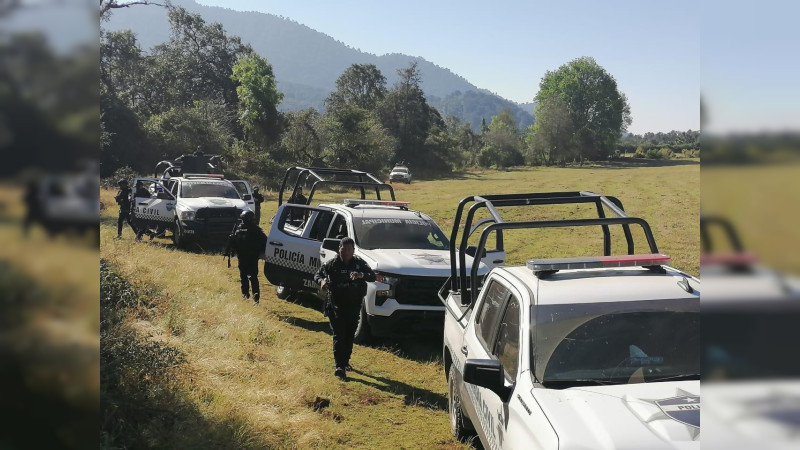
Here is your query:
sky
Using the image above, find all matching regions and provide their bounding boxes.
[197,0,700,135]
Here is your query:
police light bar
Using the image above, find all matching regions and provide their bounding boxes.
[184,173,224,179]
[527,253,671,272]
[700,252,758,266]
[343,199,411,208]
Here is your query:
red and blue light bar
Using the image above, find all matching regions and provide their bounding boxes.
[526,253,671,272]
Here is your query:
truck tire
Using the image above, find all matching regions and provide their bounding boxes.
[172,219,186,248]
[353,300,371,344]
[275,285,292,300]
[448,364,474,439]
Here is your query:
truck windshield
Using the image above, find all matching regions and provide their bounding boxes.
[393,168,408,173]
[181,182,240,199]
[537,312,699,387]
[353,217,449,250]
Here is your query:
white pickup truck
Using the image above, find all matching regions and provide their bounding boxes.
[441,192,700,449]
[264,167,498,341]
[131,174,253,247]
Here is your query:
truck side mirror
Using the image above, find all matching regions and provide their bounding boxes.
[322,238,341,252]
[463,359,513,402]
[242,194,252,201]
[465,245,487,258]
[156,192,173,200]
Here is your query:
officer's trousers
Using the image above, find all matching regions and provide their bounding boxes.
[329,303,359,369]
[238,258,260,298]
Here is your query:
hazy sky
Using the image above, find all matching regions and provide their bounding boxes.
[198,0,699,134]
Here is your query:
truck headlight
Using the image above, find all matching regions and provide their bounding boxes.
[180,210,195,221]
[375,273,399,305]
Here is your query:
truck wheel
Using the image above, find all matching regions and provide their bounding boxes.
[275,285,292,300]
[353,300,371,344]
[172,219,184,248]
[448,364,474,439]
[406,179,411,184]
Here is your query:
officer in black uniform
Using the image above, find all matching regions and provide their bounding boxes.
[114,179,136,238]
[224,210,267,305]
[252,186,264,224]
[314,237,376,381]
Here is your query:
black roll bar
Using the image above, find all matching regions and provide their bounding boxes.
[446,192,657,305]
[278,166,394,205]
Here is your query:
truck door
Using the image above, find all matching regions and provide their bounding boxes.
[264,204,334,292]
[462,278,522,449]
[230,180,255,211]
[132,178,175,231]
[318,212,351,266]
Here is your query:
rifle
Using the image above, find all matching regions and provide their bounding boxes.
[321,276,338,319]
[223,220,240,268]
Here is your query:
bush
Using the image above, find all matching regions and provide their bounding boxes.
[101,166,141,189]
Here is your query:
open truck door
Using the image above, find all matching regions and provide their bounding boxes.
[230,179,255,211]
[264,203,335,293]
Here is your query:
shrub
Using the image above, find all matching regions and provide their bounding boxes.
[101,166,141,189]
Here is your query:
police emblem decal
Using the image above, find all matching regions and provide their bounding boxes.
[655,396,700,428]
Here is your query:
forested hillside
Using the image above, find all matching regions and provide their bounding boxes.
[104,0,534,130]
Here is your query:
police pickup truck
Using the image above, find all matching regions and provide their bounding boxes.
[441,192,700,449]
[264,167,497,341]
[131,174,253,247]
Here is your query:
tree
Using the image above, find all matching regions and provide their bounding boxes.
[143,100,236,161]
[527,97,575,166]
[138,7,252,116]
[535,57,631,161]
[322,104,395,175]
[279,109,325,167]
[231,53,283,143]
[377,62,452,174]
[477,109,523,168]
[325,64,387,113]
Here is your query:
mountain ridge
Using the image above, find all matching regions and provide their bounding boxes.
[104,0,534,129]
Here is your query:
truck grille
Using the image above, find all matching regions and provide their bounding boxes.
[195,207,240,235]
[195,207,240,219]
[394,276,448,306]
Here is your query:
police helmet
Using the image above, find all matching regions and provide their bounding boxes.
[240,210,255,222]
[118,179,128,186]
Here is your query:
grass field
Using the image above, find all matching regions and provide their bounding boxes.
[97,160,699,449]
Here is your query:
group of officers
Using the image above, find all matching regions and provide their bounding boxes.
[114,180,368,381]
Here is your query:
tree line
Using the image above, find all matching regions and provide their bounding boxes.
[101,5,690,188]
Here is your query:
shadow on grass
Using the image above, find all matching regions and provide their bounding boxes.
[370,334,444,364]
[347,368,448,411]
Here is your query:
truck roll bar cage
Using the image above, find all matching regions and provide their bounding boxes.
[448,191,661,305]
[278,167,396,206]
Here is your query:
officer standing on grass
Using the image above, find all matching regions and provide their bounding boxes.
[114,179,136,238]
[224,210,267,305]
[314,237,375,381]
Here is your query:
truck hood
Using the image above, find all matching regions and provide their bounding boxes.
[533,381,700,449]
[357,248,488,277]
[178,197,248,211]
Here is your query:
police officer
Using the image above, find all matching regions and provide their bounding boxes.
[252,186,264,224]
[314,237,376,381]
[224,210,267,305]
[114,179,136,238]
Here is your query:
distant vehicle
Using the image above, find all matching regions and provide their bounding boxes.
[265,167,492,341]
[389,165,412,184]
[26,172,99,241]
[441,192,700,449]
[131,173,253,248]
